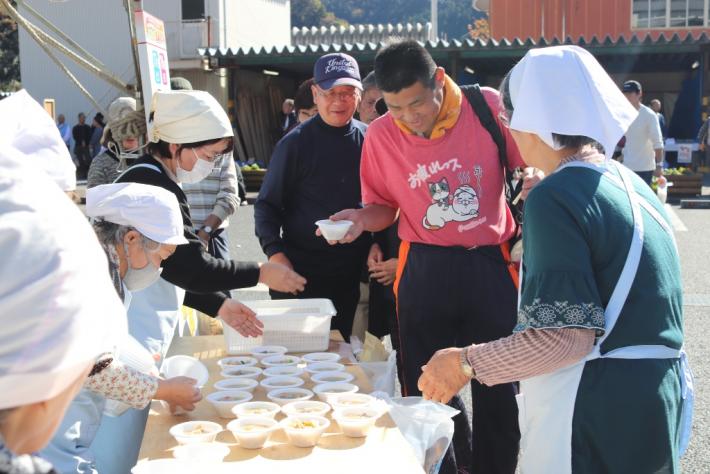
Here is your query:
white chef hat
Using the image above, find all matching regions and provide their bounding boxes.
[0,90,77,191]
[0,149,126,410]
[149,90,233,144]
[507,46,638,160]
[85,182,189,245]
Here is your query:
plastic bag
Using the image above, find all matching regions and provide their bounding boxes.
[357,350,397,395]
[104,334,158,417]
[656,175,672,204]
[386,396,460,474]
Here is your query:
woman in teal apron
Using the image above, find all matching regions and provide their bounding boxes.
[418,45,692,473]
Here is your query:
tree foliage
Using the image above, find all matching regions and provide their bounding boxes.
[0,12,20,91]
[291,0,347,28]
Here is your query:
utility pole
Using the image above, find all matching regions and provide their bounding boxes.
[431,0,438,40]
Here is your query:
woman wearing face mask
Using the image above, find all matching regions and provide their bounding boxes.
[42,182,203,473]
[91,90,306,474]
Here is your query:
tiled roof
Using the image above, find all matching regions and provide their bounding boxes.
[291,23,433,46]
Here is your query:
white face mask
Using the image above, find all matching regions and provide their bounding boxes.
[123,243,163,291]
[175,148,215,184]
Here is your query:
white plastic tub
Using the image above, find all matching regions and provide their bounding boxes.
[223,299,336,354]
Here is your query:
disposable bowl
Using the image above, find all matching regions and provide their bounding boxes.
[280,414,330,448]
[232,401,281,419]
[260,354,301,368]
[332,407,383,438]
[219,366,262,380]
[205,390,253,418]
[260,376,305,390]
[266,387,314,406]
[227,416,279,449]
[302,352,341,364]
[169,421,222,445]
[312,382,359,403]
[315,219,353,241]
[216,356,258,369]
[281,400,331,417]
[213,377,258,393]
[311,371,354,384]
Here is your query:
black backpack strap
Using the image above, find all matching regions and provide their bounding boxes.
[460,84,508,172]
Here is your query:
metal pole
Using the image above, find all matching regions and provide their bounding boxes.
[125,0,143,102]
[431,0,438,40]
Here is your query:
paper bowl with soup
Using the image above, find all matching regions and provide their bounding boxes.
[304,362,345,378]
[260,376,305,390]
[332,407,383,438]
[206,390,253,418]
[169,421,222,445]
[232,401,281,419]
[282,400,331,418]
[313,382,358,403]
[302,352,341,364]
[280,415,331,448]
[315,219,353,241]
[220,366,262,380]
[329,393,376,411]
[311,370,354,384]
[249,345,287,361]
[213,377,258,393]
[227,416,279,449]
[260,354,301,368]
[217,356,258,369]
[263,366,304,378]
[267,387,314,405]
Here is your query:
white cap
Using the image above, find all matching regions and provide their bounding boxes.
[150,90,233,144]
[0,149,126,410]
[85,183,189,245]
[0,90,77,191]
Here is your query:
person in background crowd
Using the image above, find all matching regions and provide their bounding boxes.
[327,40,537,473]
[72,112,93,179]
[256,53,371,342]
[89,113,105,158]
[419,45,690,474]
[696,110,710,167]
[650,99,667,139]
[357,71,383,125]
[57,113,71,148]
[620,80,664,185]
[281,98,297,134]
[293,78,317,126]
[87,97,146,188]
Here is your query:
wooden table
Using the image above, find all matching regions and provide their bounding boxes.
[138,334,424,473]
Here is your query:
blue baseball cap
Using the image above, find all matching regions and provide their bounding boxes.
[313,53,362,90]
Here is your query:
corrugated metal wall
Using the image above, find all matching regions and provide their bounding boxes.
[490,0,708,40]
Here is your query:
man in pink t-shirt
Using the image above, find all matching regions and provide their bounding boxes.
[325,41,535,474]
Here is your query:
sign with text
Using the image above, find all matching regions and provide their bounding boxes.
[678,144,693,164]
[135,9,171,137]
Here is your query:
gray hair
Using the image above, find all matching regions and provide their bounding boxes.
[362,71,378,93]
[92,220,160,251]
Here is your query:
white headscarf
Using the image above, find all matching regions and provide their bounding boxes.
[0,90,77,191]
[150,90,233,144]
[86,183,189,245]
[507,45,638,160]
[0,150,126,410]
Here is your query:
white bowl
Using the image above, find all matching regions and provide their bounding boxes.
[249,345,288,361]
[315,219,353,241]
[333,406,383,438]
[280,415,331,448]
[263,366,304,378]
[217,356,258,369]
[220,366,262,380]
[232,401,281,419]
[214,378,258,393]
[260,376,305,390]
[169,421,223,445]
[305,362,345,377]
[313,382,359,403]
[267,388,314,406]
[206,390,253,418]
[261,354,301,368]
[282,400,331,417]
[227,416,279,449]
[311,371,354,384]
[330,393,376,411]
[302,352,341,364]
[172,442,230,463]
[162,356,209,388]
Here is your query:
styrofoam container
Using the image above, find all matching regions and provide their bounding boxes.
[162,356,209,388]
[260,376,304,390]
[263,366,304,378]
[206,390,253,418]
[282,400,331,417]
[267,388,314,406]
[214,378,258,393]
[302,352,341,364]
[232,401,281,419]
[315,219,353,241]
[227,416,279,449]
[249,345,288,361]
[217,356,258,369]
[280,415,331,448]
[311,371,354,384]
[305,362,345,378]
[261,354,301,368]
[224,299,336,354]
[313,382,359,403]
[169,421,222,445]
[219,366,262,380]
[330,393,376,411]
[332,407,382,438]
[172,443,230,463]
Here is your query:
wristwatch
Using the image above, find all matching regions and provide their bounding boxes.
[200,225,213,235]
[459,346,475,379]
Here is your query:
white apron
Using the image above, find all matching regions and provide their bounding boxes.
[516,161,694,474]
[91,163,186,474]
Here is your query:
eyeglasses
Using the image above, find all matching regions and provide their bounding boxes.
[191,148,228,163]
[316,87,360,103]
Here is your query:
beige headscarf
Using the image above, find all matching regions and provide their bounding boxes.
[149,90,233,144]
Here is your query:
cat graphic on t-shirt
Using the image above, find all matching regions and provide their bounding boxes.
[423,178,479,230]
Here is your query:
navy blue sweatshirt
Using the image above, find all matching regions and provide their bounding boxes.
[255,115,371,278]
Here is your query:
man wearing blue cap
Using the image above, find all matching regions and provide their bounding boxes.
[255,53,371,341]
